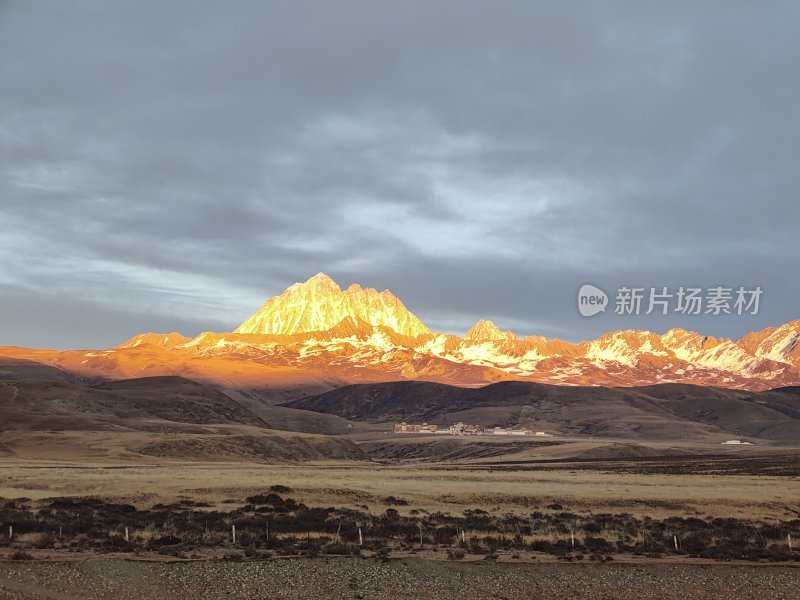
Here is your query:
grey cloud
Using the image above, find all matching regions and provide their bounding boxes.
[0,284,235,349]
[1,1,798,348]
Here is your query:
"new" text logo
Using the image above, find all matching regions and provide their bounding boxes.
[578,284,608,317]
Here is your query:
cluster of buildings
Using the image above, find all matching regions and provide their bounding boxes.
[393,422,439,434]
[393,421,552,437]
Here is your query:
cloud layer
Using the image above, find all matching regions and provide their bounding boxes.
[1,1,798,348]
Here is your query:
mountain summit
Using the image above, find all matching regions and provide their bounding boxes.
[464,319,517,342]
[2,275,799,393]
[235,273,431,338]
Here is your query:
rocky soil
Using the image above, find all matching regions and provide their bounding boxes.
[1,558,798,600]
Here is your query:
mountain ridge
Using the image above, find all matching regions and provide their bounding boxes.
[1,273,799,393]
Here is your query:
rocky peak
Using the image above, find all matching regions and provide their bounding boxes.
[464,319,516,342]
[235,273,430,338]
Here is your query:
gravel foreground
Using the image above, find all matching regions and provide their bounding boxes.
[0,559,798,600]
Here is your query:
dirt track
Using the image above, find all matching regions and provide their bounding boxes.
[0,558,798,600]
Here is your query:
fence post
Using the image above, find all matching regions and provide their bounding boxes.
[358,527,363,546]
[418,522,423,547]
[673,534,679,551]
[789,534,793,552]
[232,524,236,545]
[8,525,12,540]
[125,527,129,543]
[571,531,575,548]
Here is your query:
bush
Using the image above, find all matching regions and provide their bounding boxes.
[323,542,359,556]
[383,496,409,506]
[584,536,613,553]
[150,535,181,546]
[245,493,284,506]
[446,548,466,560]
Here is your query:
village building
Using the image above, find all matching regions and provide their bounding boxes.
[394,422,438,434]
[487,426,534,436]
[447,422,483,435]
[394,422,552,437]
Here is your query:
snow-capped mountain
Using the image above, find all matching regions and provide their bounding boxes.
[235,272,430,338]
[2,273,799,393]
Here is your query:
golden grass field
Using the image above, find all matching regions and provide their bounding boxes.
[1,444,798,522]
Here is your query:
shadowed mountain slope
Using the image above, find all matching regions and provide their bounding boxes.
[284,381,800,443]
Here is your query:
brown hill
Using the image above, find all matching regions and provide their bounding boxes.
[0,356,77,383]
[284,381,800,443]
[136,433,368,462]
[0,376,265,431]
[0,375,370,462]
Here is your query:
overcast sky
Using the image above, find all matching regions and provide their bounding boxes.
[1,1,798,349]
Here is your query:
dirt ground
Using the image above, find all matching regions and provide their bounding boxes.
[0,557,798,600]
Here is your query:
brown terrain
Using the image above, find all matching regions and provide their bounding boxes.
[0,360,799,598]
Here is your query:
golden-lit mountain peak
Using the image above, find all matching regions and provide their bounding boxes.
[234,274,431,338]
[464,319,517,342]
[306,272,339,286]
[117,332,191,349]
[2,274,800,391]
[285,272,341,292]
[15,273,795,392]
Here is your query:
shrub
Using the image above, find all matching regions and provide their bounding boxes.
[383,496,409,506]
[375,547,391,563]
[323,542,359,556]
[150,535,181,546]
[584,536,613,552]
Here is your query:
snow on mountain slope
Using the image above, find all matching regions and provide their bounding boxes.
[226,277,800,389]
[117,332,192,349]
[235,273,430,338]
[741,321,800,367]
[464,319,517,342]
[2,273,799,391]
